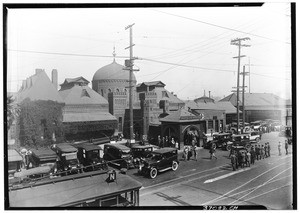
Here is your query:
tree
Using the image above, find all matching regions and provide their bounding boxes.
[7,95,19,130]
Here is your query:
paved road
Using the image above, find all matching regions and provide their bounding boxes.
[125,132,294,209]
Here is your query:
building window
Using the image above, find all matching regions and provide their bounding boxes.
[108,88,112,93]
[116,88,120,92]
[208,120,213,129]
[101,89,104,96]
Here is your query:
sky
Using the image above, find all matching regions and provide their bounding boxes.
[6,2,292,101]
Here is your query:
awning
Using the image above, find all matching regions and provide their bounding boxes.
[8,150,23,162]
[63,112,117,123]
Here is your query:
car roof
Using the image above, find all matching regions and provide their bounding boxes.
[232,134,250,137]
[72,143,102,151]
[131,145,153,149]
[54,143,77,153]
[104,143,130,151]
[152,147,177,154]
[31,148,57,159]
[215,133,231,136]
[8,149,23,162]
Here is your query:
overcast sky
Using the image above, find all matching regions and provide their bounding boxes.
[6,2,292,100]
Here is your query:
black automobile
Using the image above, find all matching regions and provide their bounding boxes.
[205,133,233,151]
[139,148,179,179]
[131,145,154,167]
[29,148,57,168]
[231,134,251,150]
[103,143,134,169]
[51,143,83,175]
[72,143,108,172]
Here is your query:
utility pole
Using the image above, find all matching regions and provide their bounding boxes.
[231,37,250,134]
[241,65,249,130]
[125,23,139,143]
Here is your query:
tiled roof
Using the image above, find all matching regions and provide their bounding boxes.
[59,85,108,105]
[160,108,199,123]
[63,111,116,122]
[215,101,238,114]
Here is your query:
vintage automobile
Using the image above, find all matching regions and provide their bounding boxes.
[131,145,154,167]
[249,131,261,143]
[72,143,108,172]
[51,143,83,175]
[231,134,251,150]
[29,148,57,169]
[205,133,233,151]
[103,143,134,169]
[139,148,179,179]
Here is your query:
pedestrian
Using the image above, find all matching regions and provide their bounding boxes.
[158,135,162,148]
[264,143,268,158]
[285,140,289,155]
[191,139,197,161]
[231,151,238,171]
[250,146,255,164]
[171,137,175,148]
[165,137,169,147]
[210,146,217,159]
[246,150,251,167]
[183,146,188,161]
[187,145,192,160]
[162,137,165,148]
[175,140,179,149]
[255,145,260,160]
[267,142,271,157]
[278,141,282,156]
[261,145,265,159]
[240,151,246,168]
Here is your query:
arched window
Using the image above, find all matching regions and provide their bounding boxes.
[124,88,127,93]
[108,88,112,93]
[101,89,104,96]
[116,88,120,92]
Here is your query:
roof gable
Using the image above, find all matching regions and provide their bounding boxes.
[17,71,63,103]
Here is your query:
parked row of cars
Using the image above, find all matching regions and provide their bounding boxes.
[204,131,261,151]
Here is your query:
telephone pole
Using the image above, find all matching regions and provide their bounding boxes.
[125,23,139,143]
[231,37,250,134]
[241,65,249,130]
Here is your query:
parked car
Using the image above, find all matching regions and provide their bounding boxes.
[73,143,108,172]
[204,133,233,151]
[103,143,134,169]
[249,131,261,143]
[131,145,154,167]
[51,143,83,175]
[231,134,251,150]
[250,121,262,130]
[29,148,57,169]
[139,148,179,179]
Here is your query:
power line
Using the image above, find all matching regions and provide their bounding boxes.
[151,9,291,45]
[8,49,128,59]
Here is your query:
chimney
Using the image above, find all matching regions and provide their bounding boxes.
[209,91,211,98]
[22,80,26,90]
[52,69,58,90]
[26,78,30,88]
[35,68,44,75]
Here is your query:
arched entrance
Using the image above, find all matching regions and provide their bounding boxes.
[162,126,177,140]
[182,125,200,147]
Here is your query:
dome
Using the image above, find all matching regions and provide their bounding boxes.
[93,61,136,82]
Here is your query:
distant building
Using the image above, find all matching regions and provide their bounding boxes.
[219,93,291,125]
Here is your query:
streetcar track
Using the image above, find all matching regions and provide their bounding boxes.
[201,159,292,205]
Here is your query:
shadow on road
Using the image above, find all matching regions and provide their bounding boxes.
[154,192,192,206]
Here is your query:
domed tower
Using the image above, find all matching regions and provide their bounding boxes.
[92,50,137,100]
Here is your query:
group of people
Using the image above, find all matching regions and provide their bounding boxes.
[157,135,179,149]
[230,142,271,171]
[278,140,289,156]
[182,139,197,161]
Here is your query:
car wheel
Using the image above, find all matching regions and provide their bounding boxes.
[149,168,158,179]
[226,144,232,151]
[256,137,260,143]
[171,161,179,171]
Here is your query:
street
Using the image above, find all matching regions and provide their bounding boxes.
[125,132,293,209]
